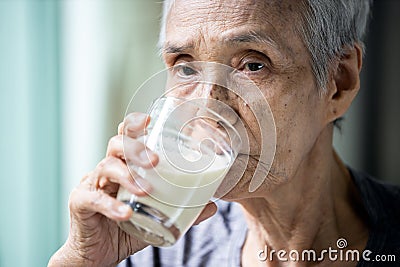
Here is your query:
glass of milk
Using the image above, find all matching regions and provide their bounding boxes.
[117,96,241,247]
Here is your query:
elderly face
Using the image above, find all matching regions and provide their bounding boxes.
[162,0,330,198]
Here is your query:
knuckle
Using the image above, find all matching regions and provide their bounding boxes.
[124,112,140,123]
[107,135,122,149]
[123,143,143,162]
[124,112,147,128]
[80,173,90,183]
[104,157,130,181]
[89,193,101,207]
[68,187,82,211]
[97,158,121,178]
[100,156,119,170]
[104,156,116,165]
[96,158,108,169]
[89,192,110,210]
[82,171,96,186]
[118,167,131,183]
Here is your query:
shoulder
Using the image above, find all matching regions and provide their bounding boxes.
[350,168,400,255]
[350,168,400,226]
[121,201,246,267]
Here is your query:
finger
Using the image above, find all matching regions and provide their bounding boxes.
[69,187,133,221]
[106,135,159,168]
[193,201,218,225]
[118,112,150,138]
[95,156,151,195]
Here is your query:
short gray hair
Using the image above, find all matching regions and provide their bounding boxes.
[298,0,373,91]
[159,0,373,92]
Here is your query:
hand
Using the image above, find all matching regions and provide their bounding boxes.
[48,113,217,267]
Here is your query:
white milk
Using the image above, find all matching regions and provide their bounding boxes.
[117,145,231,246]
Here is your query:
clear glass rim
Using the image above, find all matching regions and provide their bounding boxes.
[147,96,242,151]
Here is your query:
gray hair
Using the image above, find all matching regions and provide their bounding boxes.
[159,0,373,92]
[298,0,373,91]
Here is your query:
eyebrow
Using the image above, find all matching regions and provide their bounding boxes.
[225,30,280,49]
[161,30,280,55]
[162,43,194,54]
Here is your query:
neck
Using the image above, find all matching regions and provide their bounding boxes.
[238,127,368,265]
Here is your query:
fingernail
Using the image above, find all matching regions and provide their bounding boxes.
[118,204,131,215]
[137,113,149,122]
[127,114,148,128]
[136,178,152,192]
[140,149,155,162]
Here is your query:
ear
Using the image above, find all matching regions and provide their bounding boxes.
[325,43,363,123]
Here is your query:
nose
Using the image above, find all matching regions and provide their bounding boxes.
[164,67,248,155]
[208,84,239,126]
[190,82,238,127]
[165,61,240,126]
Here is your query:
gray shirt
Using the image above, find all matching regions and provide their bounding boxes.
[119,168,400,266]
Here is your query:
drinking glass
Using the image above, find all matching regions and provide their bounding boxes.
[117,97,241,246]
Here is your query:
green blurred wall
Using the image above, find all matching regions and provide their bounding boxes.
[0,1,164,266]
[0,0,398,266]
[0,1,61,266]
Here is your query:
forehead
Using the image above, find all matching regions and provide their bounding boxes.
[164,0,303,52]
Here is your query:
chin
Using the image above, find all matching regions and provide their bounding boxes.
[214,165,289,202]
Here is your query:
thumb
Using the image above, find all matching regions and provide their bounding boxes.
[193,201,217,225]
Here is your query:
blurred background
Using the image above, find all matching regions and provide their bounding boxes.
[0,0,399,266]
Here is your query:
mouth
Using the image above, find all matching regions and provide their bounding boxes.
[237,153,268,164]
[235,153,273,177]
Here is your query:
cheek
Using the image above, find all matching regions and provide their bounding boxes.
[257,72,324,164]
[239,103,262,154]
[235,91,275,155]
[273,90,324,166]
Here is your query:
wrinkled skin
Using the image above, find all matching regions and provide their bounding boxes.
[162,0,326,198]
[48,113,217,266]
[49,0,368,266]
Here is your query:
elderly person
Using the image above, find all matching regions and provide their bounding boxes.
[49,0,400,266]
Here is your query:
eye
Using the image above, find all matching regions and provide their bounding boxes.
[181,65,197,76]
[244,62,265,72]
[174,63,198,77]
